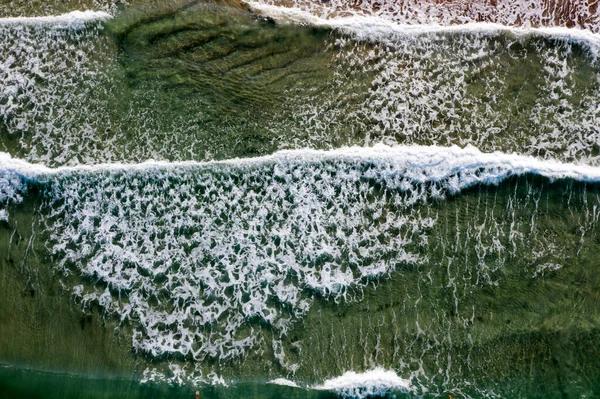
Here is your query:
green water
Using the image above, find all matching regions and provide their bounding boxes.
[1,1,600,398]
[2,1,600,166]
[0,366,343,399]
[3,169,600,397]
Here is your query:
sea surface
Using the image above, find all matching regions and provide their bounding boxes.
[1,1,600,398]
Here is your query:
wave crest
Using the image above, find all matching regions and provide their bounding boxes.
[315,368,411,398]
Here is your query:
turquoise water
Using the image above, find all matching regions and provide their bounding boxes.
[1,1,600,398]
[0,365,343,399]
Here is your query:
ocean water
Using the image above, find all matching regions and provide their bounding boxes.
[1,1,600,398]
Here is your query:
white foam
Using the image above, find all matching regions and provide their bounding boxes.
[533,262,563,278]
[314,368,411,398]
[4,144,600,184]
[0,9,119,167]
[268,378,299,388]
[246,2,600,50]
[2,2,599,169]
[246,0,600,33]
[0,11,112,25]
[3,144,600,376]
[245,2,600,172]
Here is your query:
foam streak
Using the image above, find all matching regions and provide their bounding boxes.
[0,10,112,25]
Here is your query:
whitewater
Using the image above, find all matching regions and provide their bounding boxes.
[2,1,600,398]
[4,144,600,185]
[3,143,600,388]
[247,1,600,53]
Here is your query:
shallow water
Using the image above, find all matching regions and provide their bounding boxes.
[1,1,600,398]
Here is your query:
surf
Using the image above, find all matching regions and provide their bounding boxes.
[0,10,111,25]
[2,2,600,398]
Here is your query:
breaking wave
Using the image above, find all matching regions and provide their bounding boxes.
[315,368,412,399]
[247,1,600,53]
[1,145,600,370]
[0,10,111,25]
[2,2,600,397]
[2,3,600,167]
[247,0,600,32]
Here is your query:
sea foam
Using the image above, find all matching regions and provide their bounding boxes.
[247,2,600,52]
[268,378,300,387]
[2,144,600,376]
[2,3,600,168]
[314,368,412,398]
[246,0,600,33]
[0,11,112,26]
[5,144,600,184]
